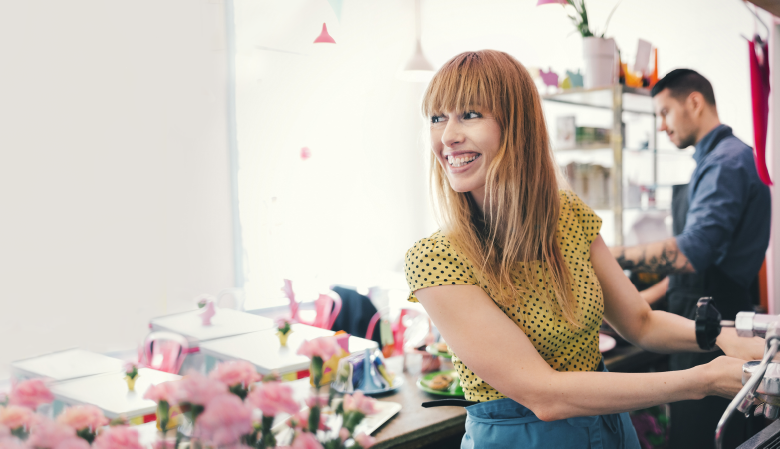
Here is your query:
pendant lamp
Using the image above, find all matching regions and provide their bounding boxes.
[314,23,336,44]
[398,0,434,82]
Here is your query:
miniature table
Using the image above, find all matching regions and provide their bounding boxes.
[198,323,378,379]
[149,307,274,345]
[11,348,125,382]
[50,368,180,424]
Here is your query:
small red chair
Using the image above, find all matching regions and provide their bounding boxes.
[141,331,190,374]
[282,279,342,330]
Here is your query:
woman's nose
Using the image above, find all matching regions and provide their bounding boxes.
[441,119,464,147]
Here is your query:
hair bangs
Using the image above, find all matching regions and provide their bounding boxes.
[422,52,497,119]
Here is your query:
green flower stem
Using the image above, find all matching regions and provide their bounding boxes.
[157,400,170,433]
[310,357,324,388]
[260,415,276,449]
[343,411,365,434]
[308,405,321,433]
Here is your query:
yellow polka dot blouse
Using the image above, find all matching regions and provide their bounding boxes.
[404,190,603,402]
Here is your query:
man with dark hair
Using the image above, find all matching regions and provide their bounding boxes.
[611,68,771,448]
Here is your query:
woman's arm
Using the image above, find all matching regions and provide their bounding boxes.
[415,281,745,421]
[593,235,765,360]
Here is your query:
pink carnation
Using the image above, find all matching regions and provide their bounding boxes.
[296,337,341,360]
[339,428,350,442]
[305,394,328,409]
[290,431,324,449]
[92,426,143,449]
[353,432,376,448]
[247,381,299,417]
[208,361,260,388]
[0,406,34,430]
[343,391,377,416]
[54,439,91,449]
[289,408,328,431]
[176,372,227,406]
[193,394,253,446]
[152,440,176,449]
[56,405,108,431]
[0,438,27,449]
[143,381,179,405]
[8,379,54,410]
[27,417,76,448]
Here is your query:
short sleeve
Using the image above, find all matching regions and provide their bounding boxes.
[404,233,477,303]
[560,190,602,247]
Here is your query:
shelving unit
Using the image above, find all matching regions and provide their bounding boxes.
[542,85,662,247]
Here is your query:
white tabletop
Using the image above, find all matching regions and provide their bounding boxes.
[50,368,180,419]
[11,349,125,382]
[149,308,274,345]
[198,324,378,375]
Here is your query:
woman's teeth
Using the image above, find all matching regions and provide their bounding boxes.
[448,154,479,167]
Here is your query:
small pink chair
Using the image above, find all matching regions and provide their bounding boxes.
[282,280,342,330]
[142,331,190,374]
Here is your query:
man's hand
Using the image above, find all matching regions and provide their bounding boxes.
[611,237,696,275]
[716,327,766,362]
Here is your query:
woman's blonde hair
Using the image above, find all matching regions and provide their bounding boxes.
[422,50,577,325]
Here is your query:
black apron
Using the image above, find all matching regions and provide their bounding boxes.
[667,172,760,448]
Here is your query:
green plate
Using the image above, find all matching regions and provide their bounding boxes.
[416,370,464,397]
[425,344,453,359]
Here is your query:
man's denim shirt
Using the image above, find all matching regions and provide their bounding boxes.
[676,124,771,288]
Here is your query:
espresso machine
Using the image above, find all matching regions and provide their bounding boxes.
[694,297,780,449]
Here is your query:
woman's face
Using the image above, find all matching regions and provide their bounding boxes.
[430,108,502,206]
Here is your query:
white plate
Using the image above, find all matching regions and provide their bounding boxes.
[599,333,616,353]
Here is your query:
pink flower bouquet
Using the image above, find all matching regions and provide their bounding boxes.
[193,394,253,446]
[208,361,260,400]
[92,426,144,449]
[56,405,108,443]
[297,337,341,388]
[8,379,54,410]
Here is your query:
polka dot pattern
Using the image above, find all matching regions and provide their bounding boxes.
[404,190,604,402]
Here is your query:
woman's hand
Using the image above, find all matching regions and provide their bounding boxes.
[716,327,766,361]
[702,356,748,399]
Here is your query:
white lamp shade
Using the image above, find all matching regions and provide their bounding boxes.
[399,40,434,82]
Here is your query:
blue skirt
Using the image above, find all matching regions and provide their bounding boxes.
[461,364,641,449]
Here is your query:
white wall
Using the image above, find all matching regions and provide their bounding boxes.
[0,0,235,378]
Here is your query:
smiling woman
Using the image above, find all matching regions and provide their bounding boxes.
[405,50,765,449]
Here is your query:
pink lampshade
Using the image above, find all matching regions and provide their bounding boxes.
[536,0,567,5]
[313,23,336,44]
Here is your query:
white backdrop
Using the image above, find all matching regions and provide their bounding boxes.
[0,0,235,378]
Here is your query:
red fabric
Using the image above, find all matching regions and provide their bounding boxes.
[749,37,773,186]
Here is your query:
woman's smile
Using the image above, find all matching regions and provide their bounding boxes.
[446,152,482,172]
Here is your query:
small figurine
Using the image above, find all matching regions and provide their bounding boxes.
[200,300,216,326]
[566,70,584,88]
[125,362,139,391]
[539,68,559,93]
[276,318,293,346]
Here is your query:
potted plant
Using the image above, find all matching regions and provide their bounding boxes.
[538,0,621,88]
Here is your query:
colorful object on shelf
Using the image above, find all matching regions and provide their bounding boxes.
[540,68,559,92]
[276,318,293,347]
[313,23,336,44]
[749,36,773,186]
[199,300,216,326]
[566,69,583,88]
[300,146,311,161]
[621,63,644,88]
[124,362,139,391]
[648,48,659,87]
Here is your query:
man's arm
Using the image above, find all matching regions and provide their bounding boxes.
[640,277,670,305]
[610,237,696,275]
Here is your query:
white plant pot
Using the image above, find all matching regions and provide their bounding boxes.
[582,37,617,89]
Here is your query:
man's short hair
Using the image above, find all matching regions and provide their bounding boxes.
[651,68,716,106]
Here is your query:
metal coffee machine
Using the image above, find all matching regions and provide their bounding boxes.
[694,297,780,449]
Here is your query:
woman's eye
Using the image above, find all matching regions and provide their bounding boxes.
[464,111,482,119]
[431,115,445,124]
